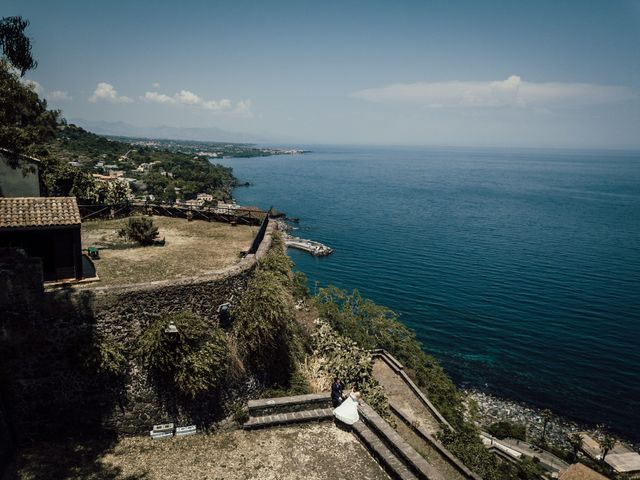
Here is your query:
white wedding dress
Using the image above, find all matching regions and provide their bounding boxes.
[333,392,360,425]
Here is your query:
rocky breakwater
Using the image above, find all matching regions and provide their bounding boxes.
[467,390,639,452]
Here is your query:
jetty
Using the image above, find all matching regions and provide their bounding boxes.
[284,234,333,256]
[273,218,333,256]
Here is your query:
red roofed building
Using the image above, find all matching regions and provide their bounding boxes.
[0,197,83,281]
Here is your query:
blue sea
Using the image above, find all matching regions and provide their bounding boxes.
[218,146,640,442]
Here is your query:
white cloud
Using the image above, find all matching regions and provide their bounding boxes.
[351,75,637,109]
[175,90,202,105]
[89,82,133,104]
[233,99,253,117]
[152,82,161,88]
[47,90,72,101]
[23,79,44,95]
[143,91,176,104]
[142,89,252,116]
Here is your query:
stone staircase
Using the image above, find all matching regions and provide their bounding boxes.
[354,403,446,480]
[243,392,334,430]
[242,392,449,479]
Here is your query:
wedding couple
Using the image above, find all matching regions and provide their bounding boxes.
[331,378,362,425]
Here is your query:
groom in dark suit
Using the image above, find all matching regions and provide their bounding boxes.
[331,378,343,407]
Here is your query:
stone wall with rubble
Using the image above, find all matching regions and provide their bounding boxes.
[0,220,275,442]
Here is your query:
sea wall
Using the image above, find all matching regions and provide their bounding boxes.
[0,219,275,442]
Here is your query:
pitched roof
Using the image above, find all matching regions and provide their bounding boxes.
[559,463,608,480]
[606,452,640,473]
[0,197,81,229]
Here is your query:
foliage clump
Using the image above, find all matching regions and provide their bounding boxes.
[314,286,462,424]
[233,269,297,373]
[312,286,549,479]
[232,231,308,390]
[259,231,309,300]
[137,311,229,398]
[0,16,37,74]
[82,335,127,377]
[119,217,159,246]
[312,320,391,419]
[487,420,527,441]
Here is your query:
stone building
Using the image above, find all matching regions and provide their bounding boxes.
[0,197,83,281]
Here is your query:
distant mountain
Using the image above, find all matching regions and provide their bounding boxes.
[68,119,270,144]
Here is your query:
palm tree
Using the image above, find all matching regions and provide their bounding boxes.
[600,434,616,463]
[568,432,583,462]
[540,409,552,445]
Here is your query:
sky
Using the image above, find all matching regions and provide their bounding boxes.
[5,0,640,148]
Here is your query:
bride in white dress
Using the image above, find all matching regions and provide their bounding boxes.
[333,386,361,425]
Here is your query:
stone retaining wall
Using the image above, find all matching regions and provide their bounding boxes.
[0,219,275,442]
[248,393,332,417]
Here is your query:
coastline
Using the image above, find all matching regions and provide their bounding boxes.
[225,147,640,453]
[467,389,639,452]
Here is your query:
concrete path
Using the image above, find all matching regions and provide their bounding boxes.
[372,353,481,480]
[373,357,442,436]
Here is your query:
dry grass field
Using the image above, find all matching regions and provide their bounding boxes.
[81,216,256,286]
[11,423,389,480]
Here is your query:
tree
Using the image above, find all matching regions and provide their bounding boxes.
[487,421,527,441]
[118,217,159,246]
[567,432,583,462]
[600,434,616,463]
[0,16,37,75]
[39,156,97,202]
[0,17,59,159]
[540,409,552,445]
[103,180,131,207]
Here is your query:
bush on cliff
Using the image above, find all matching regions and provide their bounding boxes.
[232,269,299,380]
[312,320,392,419]
[137,311,229,398]
[314,286,463,425]
[487,420,527,441]
[259,231,309,300]
[82,335,127,377]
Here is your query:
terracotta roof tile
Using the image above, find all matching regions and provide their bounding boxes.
[0,197,81,229]
[559,463,608,480]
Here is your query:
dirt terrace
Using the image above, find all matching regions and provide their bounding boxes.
[81,216,256,286]
[11,423,389,480]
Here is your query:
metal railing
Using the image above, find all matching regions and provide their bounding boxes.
[78,202,266,226]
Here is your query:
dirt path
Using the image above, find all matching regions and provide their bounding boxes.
[12,423,390,480]
[373,358,441,435]
[373,357,471,480]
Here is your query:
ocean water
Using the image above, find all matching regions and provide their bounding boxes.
[218,146,640,441]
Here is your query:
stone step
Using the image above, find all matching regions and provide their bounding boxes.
[358,403,445,480]
[243,407,334,430]
[247,392,332,416]
[352,420,419,480]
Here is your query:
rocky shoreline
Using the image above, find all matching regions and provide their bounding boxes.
[466,389,639,453]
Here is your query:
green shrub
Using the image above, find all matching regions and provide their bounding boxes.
[313,320,391,420]
[487,421,527,441]
[261,368,311,398]
[270,230,285,250]
[438,424,507,480]
[232,269,297,375]
[258,248,294,287]
[231,403,249,424]
[292,270,310,299]
[137,311,228,398]
[82,335,126,377]
[314,286,463,425]
[118,217,159,246]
